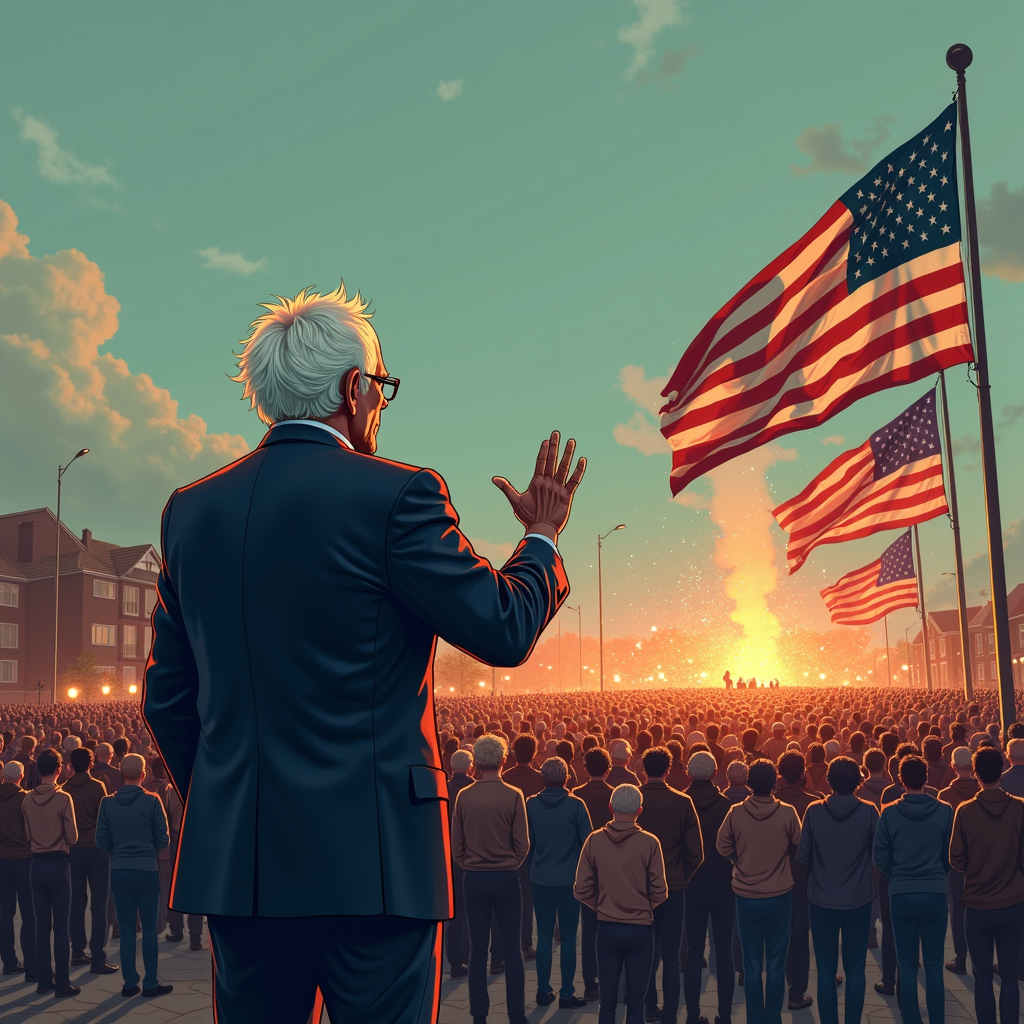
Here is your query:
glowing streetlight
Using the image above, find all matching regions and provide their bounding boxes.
[128,684,137,694]
[67,687,78,699]
[478,681,486,688]
[597,524,626,692]
[101,684,110,695]
[54,448,90,697]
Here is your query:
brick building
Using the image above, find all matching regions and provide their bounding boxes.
[0,508,159,703]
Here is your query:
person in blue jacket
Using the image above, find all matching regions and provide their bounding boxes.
[525,756,592,1010]
[95,753,170,999]
[873,754,953,1024]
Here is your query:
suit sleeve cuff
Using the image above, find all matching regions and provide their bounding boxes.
[525,532,559,554]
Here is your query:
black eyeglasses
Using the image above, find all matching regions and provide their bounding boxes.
[363,372,401,401]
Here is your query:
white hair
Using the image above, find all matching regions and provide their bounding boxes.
[610,784,642,814]
[473,735,508,772]
[120,753,146,779]
[540,757,568,787]
[62,735,82,752]
[3,760,24,780]
[1007,738,1024,764]
[232,281,379,426]
[450,750,473,773]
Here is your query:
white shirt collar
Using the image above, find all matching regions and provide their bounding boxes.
[273,419,355,451]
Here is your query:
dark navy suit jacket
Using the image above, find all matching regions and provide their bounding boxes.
[142,423,567,919]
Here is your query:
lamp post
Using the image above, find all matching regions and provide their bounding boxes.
[905,626,914,686]
[54,449,89,698]
[565,604,583,691]
[598,524,626,693]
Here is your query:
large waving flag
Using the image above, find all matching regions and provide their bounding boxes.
[821,530,919,626]
[772,389,948,574]
[660,105,973,495]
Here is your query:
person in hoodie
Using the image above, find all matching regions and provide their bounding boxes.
[873,754,953,1024]
[574,783,668,1024]
[937,745,980,976]
[0,759,37,981]
[797,756,878,1024]
[716,759,801,1024]
[949,746,1024,1024]
[639,745,704,1024]
[21,747,80,998]
[525,756,591,1010]
[64,746,118,975]
[998,737,1024,797]
[95,753,171,999]
[683,751,735,1024]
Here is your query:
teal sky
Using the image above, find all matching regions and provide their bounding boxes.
[1,1,1021,653]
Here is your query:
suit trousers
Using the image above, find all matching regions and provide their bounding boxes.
[684,877,735,1022]
[30,855,72,989]
[110,868,160,989]
[581,902,599,990]
[597,921,655,1024]
[0,858,36,976]
[207,912,442,1024]
[445,862,469,971]
[875,869,897,986]
[964,902,1024,1024]
[946,870,967,964]
[69,846,110,963]
[518,858,534,949]
[735,892,793,1024]
[807,901,872,1024]
[785,860,810,997]
[645,888,685,1023]
[463,869,526,1022]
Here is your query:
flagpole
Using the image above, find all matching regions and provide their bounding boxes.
[884,615,893,686]
[947,44,1015,729]
[938,370,974,699]
[913,525,934,691]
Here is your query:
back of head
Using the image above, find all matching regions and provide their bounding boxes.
[922,737,942,763]
[808,742,826,765]
[62,734,82,753]
[69,747,93,773]
[641,746,671,779]
[609,784,642,815]
[112,737,129,759]
[863,748,886,774]
[973,747,1004,785]
[555,739,574,764]
[474,734,508,773]
[450,750,473,774]
[3,760,24,783]
[826,756,861,796]
[540,757,568,788]
[951,745,972,770]
[584,747,611,779]
[741,728,759,751]
[121,753,146,780]
[898,754,927,791]
[777,750,806,785]
[849,732,865,753]
[37,748,62,779]
[512,734,537,765]
[687,751,717,782]
[747,759,777,796]
[1007,738,1024,765]
[608,738,631,762]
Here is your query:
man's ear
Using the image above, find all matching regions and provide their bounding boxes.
[341,367,361,416]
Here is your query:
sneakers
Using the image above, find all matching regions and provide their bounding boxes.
[142,984,173,997]
[788,994,813,1010]
[945,959,967,975]
[559,996,588,1009]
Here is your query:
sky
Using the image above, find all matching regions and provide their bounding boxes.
[1,1,1022,660]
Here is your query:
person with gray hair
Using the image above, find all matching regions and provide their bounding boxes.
[144,278,586,1024]
[452,734,531,1024]
[524,757,592,1009]
[574,784,667,1024]
[91,742,124,795]
[939,745,981,975]
[0,759,37,980]
[724,758,751,804]
[999,737,1024,797]
[446,748,476,979]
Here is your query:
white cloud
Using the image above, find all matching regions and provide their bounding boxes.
[822,435,845,446]
[790,115,894,177]
[0,198,249,539]
[12,110,118,188]
[436,80,464,102]
[470,538,514,565]
[618,0,686,79]
[614,365,670,455]
[196,247,267,275]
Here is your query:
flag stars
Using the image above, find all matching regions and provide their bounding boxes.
[940,176,949,186]
[944,121,952,131]
[941,224,950,234]
[939,201,948,212]
[930,142,938,153]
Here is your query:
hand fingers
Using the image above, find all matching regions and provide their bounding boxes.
[492,477,522,506]
[544,430,560,477]
[565,457,587,496]
[556,438,576,486]
[534,439,549,478]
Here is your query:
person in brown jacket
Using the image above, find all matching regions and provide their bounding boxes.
[639,746,703,1024]
[452,734,530,1024]
[0,759,37,980]
[64,747,118,974]
[574,783,668,1024]
[948,746,1024,1024]
[717,759,801,1024]
[938,745,979,975]
[21,747,80,997]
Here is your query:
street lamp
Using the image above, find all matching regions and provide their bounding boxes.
[565,604,582,690]
[54,449,90,698]
[598,524,626,693]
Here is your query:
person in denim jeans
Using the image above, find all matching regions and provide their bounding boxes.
[873,755,953,1024]
[95,754,172,999]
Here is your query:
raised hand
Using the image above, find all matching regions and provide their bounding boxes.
[492,431,587,544]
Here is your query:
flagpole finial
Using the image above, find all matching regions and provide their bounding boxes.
[946,43,973,73]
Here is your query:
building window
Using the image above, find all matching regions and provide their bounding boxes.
[976,633,985,655]
[989,633,995,654]
[123,586,139,617]
[929,641,935,660]
[1020,623,1024,650]
[91,624,116,647]
[97,665,116,676]
[123,666,136,684]
[992,661,997,680]
[0,623,17,649]
[940,662,948,685]
[978,662,985,682]
[939,638,946,657]
[0,583,18,607]
[144,589,157,616]
[123,624,137,658]
[144,626,153,659]
[93,580,116,600]
[0,660,16,684]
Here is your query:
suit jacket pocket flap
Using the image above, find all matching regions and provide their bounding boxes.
[410,765,448,801]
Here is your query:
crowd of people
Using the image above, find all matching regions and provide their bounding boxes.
[441,685,1024,1024]
[1,685,1024,1024]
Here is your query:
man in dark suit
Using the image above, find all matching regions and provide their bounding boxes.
[142,282,586,1024]
[446,749,475,979]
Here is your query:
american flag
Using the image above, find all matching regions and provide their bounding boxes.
[660,104,973,495]
[821,529,919,626]
[773,389,948,573]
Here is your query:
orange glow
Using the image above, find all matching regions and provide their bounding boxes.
[101,684,110,695]
[67,687,78,698]
[128,684,138,694]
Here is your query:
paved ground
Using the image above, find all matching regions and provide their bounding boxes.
[0,911,988,1023]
